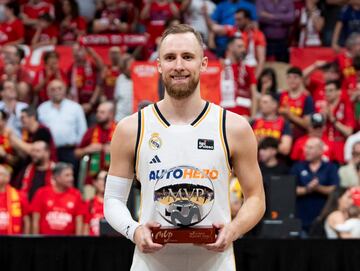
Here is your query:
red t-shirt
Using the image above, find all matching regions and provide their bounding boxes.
[59,17,87,44]
[68,61,98,104]
[252,116,290,141]
[85,196,104,236]
[291,134,335,161]
[0,188,29,235]
[31,186,84,235]
[224,26,267,48]
[36,25,58,43]
[103,65,121,100]
[0,19,25,45]
[323,97,356,163]
[307,72,326,113]
[336,53,355,80]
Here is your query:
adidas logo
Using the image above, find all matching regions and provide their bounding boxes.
[149,155,161,164]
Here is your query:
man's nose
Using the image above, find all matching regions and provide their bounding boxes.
[174,56,185,71]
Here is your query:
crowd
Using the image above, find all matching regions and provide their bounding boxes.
[0,0,359,238]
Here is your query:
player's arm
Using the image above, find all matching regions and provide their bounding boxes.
[205,112,265,252]
[104,113,163,253]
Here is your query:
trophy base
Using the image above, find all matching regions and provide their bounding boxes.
[152,226,217,244]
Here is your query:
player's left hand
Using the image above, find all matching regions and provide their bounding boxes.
[203,223,237,252]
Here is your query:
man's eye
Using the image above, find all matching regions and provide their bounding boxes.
[165,56,175,60]
[184,55,193,60]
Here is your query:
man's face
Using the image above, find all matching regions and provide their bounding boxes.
[2,81,17,100]
[352,143,360,163]
[47,80,66,103]
[325,83,340,103]
[304,138,322,161]
[30,142,49,166]
[259,147,276,163]
[350,36,360,57]
[157,32,208,100]
[73,44,86,61]
[259,95,277,115]
[20,112,31,130]
[1,45,17,64]
[96,104,111,125]
[230,38,247,61]
[286,73,302,91]
[234,11,249,30]
[55,168,74,189]
[46,56,59,71]
[94,171,106,194]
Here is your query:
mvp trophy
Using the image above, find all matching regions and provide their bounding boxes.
[152,166,217,244]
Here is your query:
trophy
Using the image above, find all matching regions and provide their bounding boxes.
[152,165,217,244]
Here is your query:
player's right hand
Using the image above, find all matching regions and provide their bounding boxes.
[134,222,164,254]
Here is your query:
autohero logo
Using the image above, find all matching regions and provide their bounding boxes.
[149,167,219,181]
[153,165,215,227]
[198,139,214,150]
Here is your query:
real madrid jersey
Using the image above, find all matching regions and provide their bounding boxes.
[131,102,236,271]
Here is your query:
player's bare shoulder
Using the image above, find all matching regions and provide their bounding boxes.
[111,112,139,155]
[225,110,257,157]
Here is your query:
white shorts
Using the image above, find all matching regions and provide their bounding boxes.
[130,243,236,271]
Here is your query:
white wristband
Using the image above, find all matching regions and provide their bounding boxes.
[104,175,140,242]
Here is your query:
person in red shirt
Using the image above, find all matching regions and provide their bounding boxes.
[303,60,341,113]
[20,0,55,44]
[291,113,335,162]
[33,51,67,105]
[0,2,25,46]
[0,164,30,235]
[279,67,315,139]
[31,162,84,235]
[321,80,355,164]
[84,170,106,236]
[102,46,122,101]
[93,0,138,34]
[252,93,292,156]
[58,0,87,45]
[204,8,266,78]
[220,36,257,118]
[75,102,116,184]
[68,43,104,116]
[31,13,58,49]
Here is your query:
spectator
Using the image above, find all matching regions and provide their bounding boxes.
[345,129,360,163]
[205,8,266,77]
[0,164,30,235]
[75,102,116,185]
[332,0,360,52]
[321,80,355,164]
[220,36,257,118]
[68,44,104,118]
[93,0,138,34]
[258,137,289,185]
[20,0,55,44]
[37,79,87,180]
[298,0,324,48]
[257,67,278,95]
[291,113,335,162]
[140,0,179,50]
[209,0,257,57]
[342,56,360,105]
[31,162,84,235]
[10,106,57,161]
[0,80,28,137]
[279,67,314,139]
[310,187,352,238]
[102,46,122,101]
[0,45,32,104]
[257,0,294,62]
[339,142,360,188]
[292,137,339,233]
[33,51,67,105]
[0,2,25,46]
[303,60,341,112]
[336,33,360,81]
[114,54,134,122]
[58,0,87,45]
[252,93,293,156]
[83,170,106,236]
[0,109,16,166]
[17,141,54,202]
[31,13,58,49]
[335,205,360,238]
[181,0,216,43]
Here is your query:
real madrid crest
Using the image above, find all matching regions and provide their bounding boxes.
[149,133,162,150]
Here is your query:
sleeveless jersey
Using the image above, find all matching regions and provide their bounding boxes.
[131,102,236,271]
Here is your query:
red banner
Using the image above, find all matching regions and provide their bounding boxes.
[131,61,221,113]
[290,47,340,69]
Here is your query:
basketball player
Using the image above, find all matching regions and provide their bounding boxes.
[104,24,265,271]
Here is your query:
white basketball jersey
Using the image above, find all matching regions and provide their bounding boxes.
[131,102,236,271]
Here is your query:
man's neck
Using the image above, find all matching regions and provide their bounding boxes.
[0,184,6,193]
[159,89,205,125]
[29,121,40,133]
[328,97,340,107]
[309,159,322,171]
[35,160,50,171]
[101,120,113,130]
[3,99,16,108]
[51,99,63,108]
[264,157,278,167]
[289,87,303,98]
[263,112,277,120]
[53,183,67,193]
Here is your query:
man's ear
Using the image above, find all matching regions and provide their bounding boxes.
[200,56,208,72]
[157,58,162,74]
